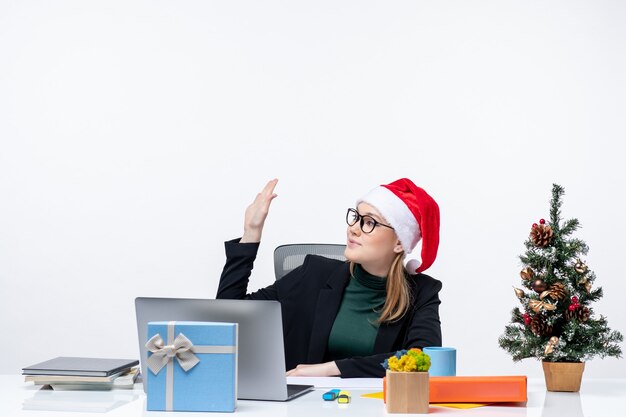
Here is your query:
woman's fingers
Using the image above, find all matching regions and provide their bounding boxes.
[250,179,278,221]
[241,179,279,243]
[255,178,278,214]
[261,178,278,198]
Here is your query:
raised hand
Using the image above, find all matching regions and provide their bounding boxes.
[240,179,279,243]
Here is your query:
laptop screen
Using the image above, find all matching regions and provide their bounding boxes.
[135,297,295,401]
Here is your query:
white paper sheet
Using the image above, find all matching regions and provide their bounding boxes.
[286,376,382,389]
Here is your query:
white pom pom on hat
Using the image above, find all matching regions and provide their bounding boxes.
[357,178,440,274]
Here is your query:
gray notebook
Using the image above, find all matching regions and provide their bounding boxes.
[22,357,139,377]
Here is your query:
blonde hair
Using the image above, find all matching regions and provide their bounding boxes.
[349,252,412,323]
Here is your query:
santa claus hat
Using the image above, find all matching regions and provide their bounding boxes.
[357,178,440,274]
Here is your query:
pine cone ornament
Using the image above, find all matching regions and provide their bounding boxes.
[530,224,554,247]
[530,315,553,336]
[565,306,590,322]
[577,306,590,322]
[540,282,567,301]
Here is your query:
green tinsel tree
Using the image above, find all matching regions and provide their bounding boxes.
[498,184,623,362]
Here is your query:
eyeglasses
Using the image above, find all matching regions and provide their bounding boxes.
[346,208,394,234]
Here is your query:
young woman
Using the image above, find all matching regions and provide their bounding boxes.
[216,178,442,378]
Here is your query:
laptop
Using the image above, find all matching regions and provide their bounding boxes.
[134,297,314,401]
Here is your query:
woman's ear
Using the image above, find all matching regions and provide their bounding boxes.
[393,240,404,254]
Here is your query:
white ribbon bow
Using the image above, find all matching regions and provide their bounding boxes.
[145,332,200,374]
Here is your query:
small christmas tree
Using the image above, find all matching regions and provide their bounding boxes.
[499,184,623,363]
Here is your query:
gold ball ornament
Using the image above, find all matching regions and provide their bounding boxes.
[532,279,548,293]
[514,287,525,298]
[520,267,535,281]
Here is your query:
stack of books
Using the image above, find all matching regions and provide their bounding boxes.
[22,357,140,391]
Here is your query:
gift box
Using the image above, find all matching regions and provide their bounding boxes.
[146,321,238,412]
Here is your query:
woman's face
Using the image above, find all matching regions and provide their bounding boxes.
[344,202,403,277]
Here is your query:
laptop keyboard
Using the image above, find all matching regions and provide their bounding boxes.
[287,384,314,399]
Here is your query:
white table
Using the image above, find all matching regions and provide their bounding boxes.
[1,375,624,417]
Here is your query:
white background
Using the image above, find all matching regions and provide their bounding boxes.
[1,0,625,378]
